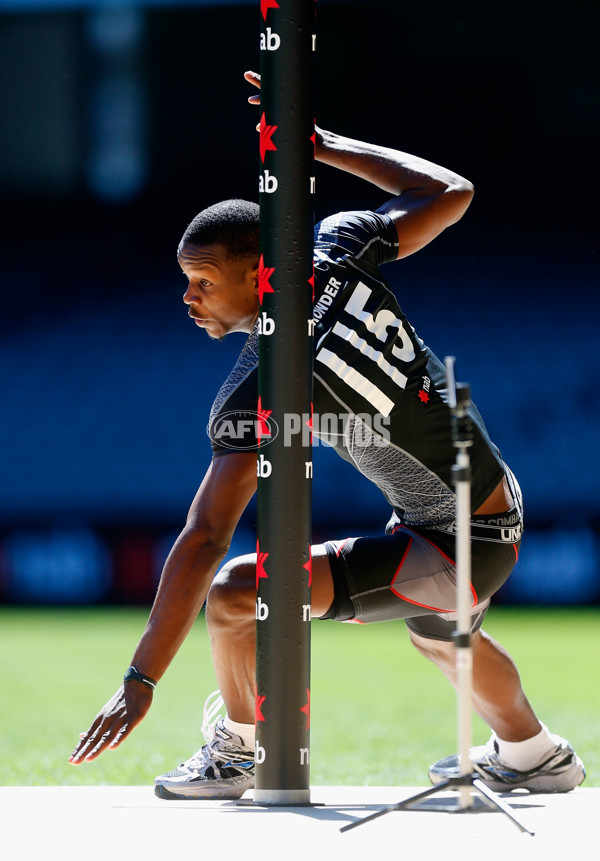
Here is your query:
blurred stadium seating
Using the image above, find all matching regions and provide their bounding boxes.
[1,253,598,605]
[1,0,598,605]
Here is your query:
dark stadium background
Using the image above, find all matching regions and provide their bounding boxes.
[1,0,598,605]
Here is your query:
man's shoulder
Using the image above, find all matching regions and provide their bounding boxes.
[207,329,259,456]
[314,208,392,241]
[314,209,398,269]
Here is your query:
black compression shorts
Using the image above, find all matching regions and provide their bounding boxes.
[321,511,522,641]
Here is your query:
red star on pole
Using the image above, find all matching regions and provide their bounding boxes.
[256,537,269,589]
[300,688,310,730]
[258,255,275,305]
[303,546,312,588]
[305,402,313,445]
[260,0,279,20]
[255,688,266,723]
[256,395,273,447]
[259,112,278,164]
[418,389,430,404]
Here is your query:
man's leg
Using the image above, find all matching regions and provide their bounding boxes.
[408,627,541,741]
[205,545,334,725]
[409,625,585,791]
[153,547,335,799]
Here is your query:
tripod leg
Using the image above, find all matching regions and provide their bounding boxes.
[472,779,535,836]
[339,802,402,833]
[340,781,454,832]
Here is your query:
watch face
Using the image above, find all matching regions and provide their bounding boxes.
[124,667,156,688]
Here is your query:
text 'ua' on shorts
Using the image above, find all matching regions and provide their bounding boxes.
[322,524,520,641]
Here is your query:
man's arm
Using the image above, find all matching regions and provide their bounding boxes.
[244,70,473,259]
[69,451,257,764]
[315,128,474,259]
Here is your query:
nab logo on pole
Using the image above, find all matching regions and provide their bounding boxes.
[257,453,272,477]
[259,169,278,194]
[256,596,269,620]
[260,27,280,51]
[257,311,275,335]
[255,740,266,764]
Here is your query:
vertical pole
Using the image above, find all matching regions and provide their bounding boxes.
[455,442,474,809]
[254,0,315,805]
[446,357,475,809]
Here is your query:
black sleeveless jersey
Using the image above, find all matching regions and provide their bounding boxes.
[207,210,506,529]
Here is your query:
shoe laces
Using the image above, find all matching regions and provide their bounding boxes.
[201,690,226,742]
[177,691,227,771]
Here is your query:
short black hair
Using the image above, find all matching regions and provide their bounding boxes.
[180,199,260,263]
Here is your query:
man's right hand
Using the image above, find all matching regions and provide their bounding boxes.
[68,453,258,766]
[68,681,153,765]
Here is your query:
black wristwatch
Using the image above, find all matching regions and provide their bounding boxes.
[123,665,157,690]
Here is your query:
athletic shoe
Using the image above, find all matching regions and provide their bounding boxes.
[154,691,255,800]
[429,734,586,793]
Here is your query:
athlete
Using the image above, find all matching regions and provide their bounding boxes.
[69,71,585,798]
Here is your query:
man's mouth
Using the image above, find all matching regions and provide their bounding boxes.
[189,312,210,326]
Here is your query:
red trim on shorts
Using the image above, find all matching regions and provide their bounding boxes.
[394,524,456,566]
[390,525,478,612]
[513,543,519,562]
[334,538,351,557]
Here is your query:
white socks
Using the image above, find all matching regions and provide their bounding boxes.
[223,716,255,748]
[495,723,556,771]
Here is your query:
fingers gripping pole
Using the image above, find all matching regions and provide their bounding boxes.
[254,0,316,806]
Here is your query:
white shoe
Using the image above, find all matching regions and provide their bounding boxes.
[429,734,586,793]
[154,692,255,800]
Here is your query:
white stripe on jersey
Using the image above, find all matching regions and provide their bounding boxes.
[331,321,409,391]
[316,347,395,416]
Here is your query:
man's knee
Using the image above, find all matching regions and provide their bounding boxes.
[408,627,455,668]
[409,627,484,670]
[206,553,256,627]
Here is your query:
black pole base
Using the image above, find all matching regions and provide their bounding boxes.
[236,797,319,808]
[340,773,535,836]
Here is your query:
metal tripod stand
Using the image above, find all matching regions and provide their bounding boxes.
[341,357,534,836]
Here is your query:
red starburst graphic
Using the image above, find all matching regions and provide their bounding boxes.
[256,395,273,447]
[418,389,429,404]
[305,402,313,445]
[303,545,312,588]
[256,538,269,590]
[255,689,266,723]
[308,267,314,302]
[259,112,278,164]
[260,0,279,20]
[300,688,310,730]
[258,255,275,305]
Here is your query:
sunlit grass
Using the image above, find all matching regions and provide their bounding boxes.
[0,606,597,787]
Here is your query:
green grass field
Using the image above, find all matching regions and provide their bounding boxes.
[0,606,598,788]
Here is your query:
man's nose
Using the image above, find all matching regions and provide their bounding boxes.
[182,283,196,305]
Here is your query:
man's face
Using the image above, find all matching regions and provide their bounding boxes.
[179,241,259,341]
